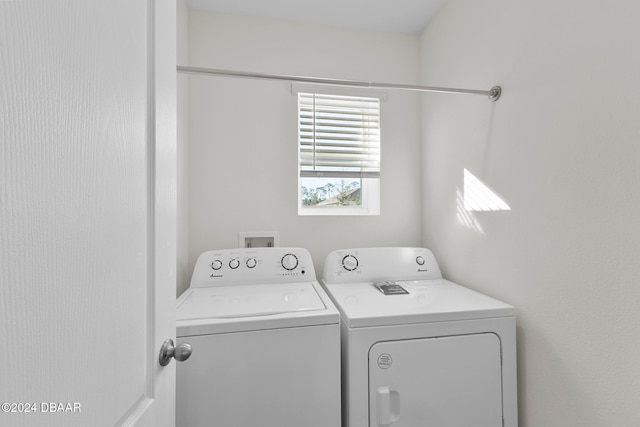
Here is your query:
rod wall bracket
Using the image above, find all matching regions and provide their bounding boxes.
[489,86,502,102]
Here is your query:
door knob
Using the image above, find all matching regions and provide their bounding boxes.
[159,339,192,367]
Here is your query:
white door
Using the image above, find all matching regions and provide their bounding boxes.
[369,333,503,427]
[0,1,176,426]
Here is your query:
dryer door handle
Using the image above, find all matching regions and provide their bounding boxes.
[376,387,400,426]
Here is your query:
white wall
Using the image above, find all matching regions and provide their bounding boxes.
[420,1,640,425]
[182,10,423,294]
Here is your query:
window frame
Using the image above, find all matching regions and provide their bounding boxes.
[293,84,385,216]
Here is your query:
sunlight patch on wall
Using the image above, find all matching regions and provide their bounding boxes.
[456,188,485,233]
[463,168,511,212]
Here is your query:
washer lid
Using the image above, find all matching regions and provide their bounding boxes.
[176,282,339,336]
[178,282,325,320]
[323,279,514,328]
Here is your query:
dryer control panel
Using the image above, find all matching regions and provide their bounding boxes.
[190,247,315,287]
[322,247,442,284]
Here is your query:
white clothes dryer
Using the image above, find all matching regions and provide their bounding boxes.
[177,247,341,427]
[322,247,517,427]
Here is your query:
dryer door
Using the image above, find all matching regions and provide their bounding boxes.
[369,333,503,427]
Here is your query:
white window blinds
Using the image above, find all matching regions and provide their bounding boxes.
[298,93,380,178]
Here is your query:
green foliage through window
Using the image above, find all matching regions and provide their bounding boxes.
[301,179,361,206]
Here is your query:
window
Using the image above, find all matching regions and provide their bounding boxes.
[298,92,381,215]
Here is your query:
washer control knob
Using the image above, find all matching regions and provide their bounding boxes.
[416,256,425,266]
[246,258,257,269]
[281,254,299,271]
[342,255,359,271]
[211,260,223,270]
[229,258,240,269]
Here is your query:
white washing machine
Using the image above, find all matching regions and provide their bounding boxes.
[176,247,341,427]
[322,247,517,427]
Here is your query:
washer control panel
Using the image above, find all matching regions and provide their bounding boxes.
[322,247,442,284]
[190,247,315,287]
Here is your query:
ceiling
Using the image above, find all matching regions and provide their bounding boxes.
[187,0,446,34]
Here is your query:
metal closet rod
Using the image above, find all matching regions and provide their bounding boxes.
[177,65,502,101]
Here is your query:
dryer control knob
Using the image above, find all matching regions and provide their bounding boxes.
[246,258,257,269]
[342,255,359,271]
[229,258,240,269]
[281,254,299,271]
[211,260,223,270]
[416,256,425,266]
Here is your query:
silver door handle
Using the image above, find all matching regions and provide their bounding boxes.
[159,339,192,367]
